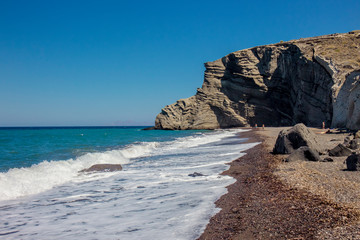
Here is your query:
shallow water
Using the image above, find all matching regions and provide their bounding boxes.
[0,127,258,239]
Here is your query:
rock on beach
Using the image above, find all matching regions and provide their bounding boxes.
[285,146,321,162]
[328,143,352,157]
[346,154,360,171]
[273,123,323,154]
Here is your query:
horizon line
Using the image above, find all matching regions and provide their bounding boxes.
[0,125,154,128]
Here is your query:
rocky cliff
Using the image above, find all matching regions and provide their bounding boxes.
[155,31,360,130]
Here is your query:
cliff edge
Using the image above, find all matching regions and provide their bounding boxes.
[155,31,360,130]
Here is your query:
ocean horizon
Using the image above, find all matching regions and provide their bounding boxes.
[0,126,152,129]
[0,126,258,239]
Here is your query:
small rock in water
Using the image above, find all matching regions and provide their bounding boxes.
[142,127,155,130]
[80,164,122,173]
[188,172,206,177]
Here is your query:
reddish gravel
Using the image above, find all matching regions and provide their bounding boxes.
[198,129,359,240]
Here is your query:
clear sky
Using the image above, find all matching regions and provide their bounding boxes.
[1,0,359,126]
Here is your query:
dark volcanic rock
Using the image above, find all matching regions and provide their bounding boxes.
[273,124,322,154]
[80,164,123,173]
[285,146,321,162]
[188,172,206,177]
[322,157,334,162]
[328,144,352,157]
[343,136,352,147]
[330,138,342,142]
[349,139,360,150]
[346,154,360,171]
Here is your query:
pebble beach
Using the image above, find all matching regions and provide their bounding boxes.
[199,127,360,239]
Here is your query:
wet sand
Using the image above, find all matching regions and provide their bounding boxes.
[198,127,360,239]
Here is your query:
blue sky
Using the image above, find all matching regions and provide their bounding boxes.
[0,0,359,126]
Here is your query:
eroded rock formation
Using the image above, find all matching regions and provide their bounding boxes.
[155,32,360,130]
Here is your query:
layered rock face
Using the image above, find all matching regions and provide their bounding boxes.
[155,32,360,130]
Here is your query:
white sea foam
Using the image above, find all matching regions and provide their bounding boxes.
[0,129,259,240]
[0,142,158,201]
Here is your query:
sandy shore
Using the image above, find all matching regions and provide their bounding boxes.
[198,127,360,239]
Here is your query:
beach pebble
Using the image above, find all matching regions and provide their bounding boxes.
[330,138,342,142]
[321,157,334,162]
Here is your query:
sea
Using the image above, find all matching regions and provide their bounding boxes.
[0,126,259,240]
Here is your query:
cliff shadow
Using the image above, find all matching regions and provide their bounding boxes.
[218,44,333,127]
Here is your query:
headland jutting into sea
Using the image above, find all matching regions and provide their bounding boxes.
[154,31,360,239]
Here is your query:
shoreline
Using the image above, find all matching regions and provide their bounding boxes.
[198,128,360,239]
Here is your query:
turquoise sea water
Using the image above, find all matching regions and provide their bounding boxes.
[0,127,202,172]
[0,126,258,239]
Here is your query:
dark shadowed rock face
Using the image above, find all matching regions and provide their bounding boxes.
[273,124,323,154]
[328,144,352,157]
[80,164,122,173]
[349,139,360,150]
[155,32,360,130]
[346,154,360,171]
[285,146,321,162]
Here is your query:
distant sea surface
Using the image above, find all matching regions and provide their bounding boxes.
[0,126,258,239]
